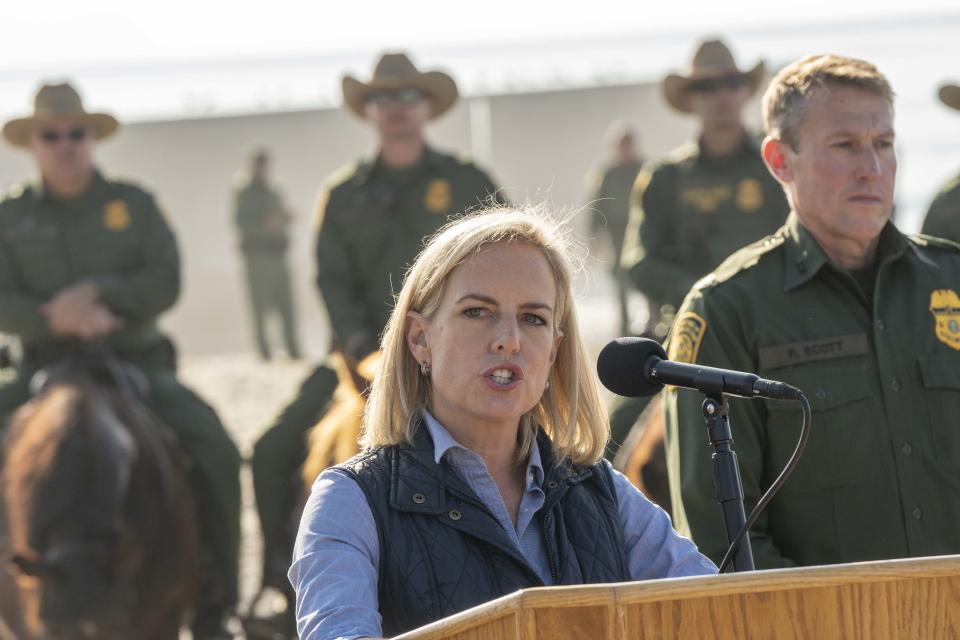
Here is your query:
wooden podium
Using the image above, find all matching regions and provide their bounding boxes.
[395,555,960,639]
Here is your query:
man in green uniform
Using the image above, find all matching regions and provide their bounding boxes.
[921,84,960,243]
[665,55,960,569]
[250,52,504,610]
[0,84,241,637]
[621,38,789,338]
[233,149,301,361]
[586,122,645,337]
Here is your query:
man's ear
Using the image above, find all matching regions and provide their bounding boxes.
[761,136,793,183]
[405,311,430,365]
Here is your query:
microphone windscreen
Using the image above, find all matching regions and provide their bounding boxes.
[596,337,667,398]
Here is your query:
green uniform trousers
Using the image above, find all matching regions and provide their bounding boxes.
[0,363,241,609]
[243,251,300,360]
[252,363,338,586]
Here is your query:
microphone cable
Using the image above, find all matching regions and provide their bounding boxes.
[717,392,812,574]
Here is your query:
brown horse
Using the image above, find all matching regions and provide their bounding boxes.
[0,354,199,639]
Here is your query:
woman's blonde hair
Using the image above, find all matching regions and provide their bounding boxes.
[361,207,609,465]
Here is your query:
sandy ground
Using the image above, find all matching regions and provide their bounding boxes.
[178,355,314,612]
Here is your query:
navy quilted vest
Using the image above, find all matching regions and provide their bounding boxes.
[335,424,630,636]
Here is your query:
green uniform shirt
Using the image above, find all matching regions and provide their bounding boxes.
[234,177,289,253]
[621,137,789,312]
[588,158,644,260]
[665,213,960,568]
[921,173,960,244]
[0,171,179,355]
[314,147,504,353]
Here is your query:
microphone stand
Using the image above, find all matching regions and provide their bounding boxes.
[702,393,755,572]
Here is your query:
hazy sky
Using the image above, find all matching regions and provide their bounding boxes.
[5,0,957,69]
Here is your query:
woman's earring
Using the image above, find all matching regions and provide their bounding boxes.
[545,378,550,390]
[420,361,431,376]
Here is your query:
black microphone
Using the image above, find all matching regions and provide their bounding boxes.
[597,337,802,400]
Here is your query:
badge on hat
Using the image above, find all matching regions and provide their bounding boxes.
[736,178,764,213]
[930,289,960,351]
[424,179,452,214]
[668,312,707,364]
[103,200,131,231]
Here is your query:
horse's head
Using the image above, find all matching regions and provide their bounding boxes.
[2,367,138,637]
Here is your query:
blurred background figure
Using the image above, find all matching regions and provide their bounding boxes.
[246,51,505,637]
[921,83,960,243]
[621,38,789,342]
[233,148,301,361]
[585,121,645,337]
[609,37,790,490]
[0,82,241,639]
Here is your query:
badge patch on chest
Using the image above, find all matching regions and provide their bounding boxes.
[680,186,731,213]
[930,289,960,351]
[735,178,764,213]
[668,312,707,364]
[103,200,131,231]
[424,179,452,214]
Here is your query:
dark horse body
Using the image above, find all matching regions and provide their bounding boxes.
[0,354,199,639]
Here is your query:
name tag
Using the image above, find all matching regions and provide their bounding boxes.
[758,334,869,370]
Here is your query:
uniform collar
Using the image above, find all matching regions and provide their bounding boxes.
[783,211,913,292]
[32,169,108,206]
[356,145,440,186]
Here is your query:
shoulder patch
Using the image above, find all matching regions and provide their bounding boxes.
[667,312,707,364]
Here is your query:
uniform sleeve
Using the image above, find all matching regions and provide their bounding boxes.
[609,462,717,578]
[314,189,369,349]
[620,165,699,308]
[921,189,960,243]
[664,288,797,569]
[289,469,383,640]
[93,194,180,320]
[0,225,53,341]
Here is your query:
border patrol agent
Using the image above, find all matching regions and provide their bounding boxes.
[585,122,645,337]
[0,83,241,638]
[251,53,506,601]
[233,148,301,361]
[921,84,960,243]
[620,39,789,339]
[665,55,960,569]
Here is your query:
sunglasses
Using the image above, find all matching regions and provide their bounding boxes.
[38,127,88,144]
[365,88,427,106]
[688,75,747,94]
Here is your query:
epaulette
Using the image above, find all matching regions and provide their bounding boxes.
[694,232,787,291]
[910,233,960,253]
[0,182,28,203]
[662,141,700,167]
[326,160,366,192]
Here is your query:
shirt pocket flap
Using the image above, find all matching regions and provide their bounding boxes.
[918,353,960,390]
[765,362,872,412]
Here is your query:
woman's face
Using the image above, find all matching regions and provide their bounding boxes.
[407,242,563,434]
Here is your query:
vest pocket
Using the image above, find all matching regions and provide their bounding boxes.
[918,352,960,471]
[763,359,878,492]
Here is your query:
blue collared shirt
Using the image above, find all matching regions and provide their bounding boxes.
[289,412,716,640]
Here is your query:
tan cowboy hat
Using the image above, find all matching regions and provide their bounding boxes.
[342,52,458,120]
[939,84,960,111]
[3,83,119,148]
[662,39,766,114]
